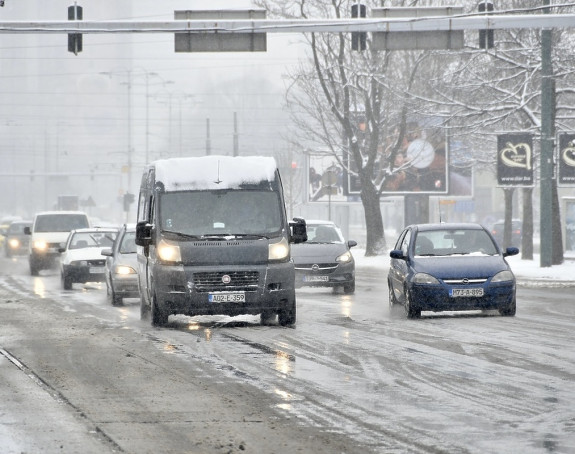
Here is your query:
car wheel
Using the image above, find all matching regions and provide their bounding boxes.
[388,281,398,307]
[260,310,276,325]
[343,280,355,294]
[107,281,122,306]
[61,271,72,290]
[30,259,39,276]
[278,298,296,326]
[139,294,150,320]
[499,298,516,316]
[404,289,421,319]
[151,294,169,327]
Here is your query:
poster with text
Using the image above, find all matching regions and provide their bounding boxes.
[558,133,575,186]
[497,133,534,187]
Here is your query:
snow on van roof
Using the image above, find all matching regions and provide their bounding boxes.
[153,155,277,191]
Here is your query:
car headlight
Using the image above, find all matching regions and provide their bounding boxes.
[33,240,48,251]
[336,250,352,263]
[8,238,20,248]
[157,239,181,263]
[412,272,440,285]
[115,265,136,275]
[269,237,289,261]
[491,270,515,283]
[71,260,88,266]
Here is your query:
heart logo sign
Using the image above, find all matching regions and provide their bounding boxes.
[562,141,575,168]
[500,142,532,170]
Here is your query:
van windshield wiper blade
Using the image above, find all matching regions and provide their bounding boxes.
[161,230,202,240]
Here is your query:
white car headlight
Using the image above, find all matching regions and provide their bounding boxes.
[8,238,20,248]
[33,240,48,251]
[115,265,136,275]
[269,237,289,261]
[412,273,440,285]
[491,270,515,283]
[157,239,181,263]
[336,251,352,263]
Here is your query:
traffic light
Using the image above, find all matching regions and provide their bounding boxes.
[68,3,83,55]
[479,1,494,49]
[351,3,367,52]
[123,192,135,211]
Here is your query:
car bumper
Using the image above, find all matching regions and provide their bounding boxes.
[111,276,140,298]
[152,262,296,317]
[294,262,355,288]
[409,282,515,312]
[63,265,106,284]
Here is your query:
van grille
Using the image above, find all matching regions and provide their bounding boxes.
[193,271,259,292]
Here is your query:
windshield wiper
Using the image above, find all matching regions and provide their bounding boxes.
[161,230,202,240]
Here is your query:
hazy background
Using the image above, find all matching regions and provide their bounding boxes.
[0,1,305,223]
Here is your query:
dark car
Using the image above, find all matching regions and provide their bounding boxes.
[388,223,519,318]
[4,220,32,257]
[59,227,118,290]
[291,220,357,293]
[101,224,139,306]
[491,219,522,248]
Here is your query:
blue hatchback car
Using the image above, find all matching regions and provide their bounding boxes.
[388,223,519,318]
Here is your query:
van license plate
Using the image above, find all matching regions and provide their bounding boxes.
[89,267,105,274]
[450,288,484,297]
[209,292,245,303]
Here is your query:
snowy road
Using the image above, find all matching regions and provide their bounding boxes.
[0,256,574,453]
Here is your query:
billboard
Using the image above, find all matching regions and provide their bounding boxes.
[558,133,575,186]
[497,133,534,187]
[347,118,451,195]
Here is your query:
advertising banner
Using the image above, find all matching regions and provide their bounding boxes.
[558,133,575,186]
[497,133,534,187]
[346,118,452,196]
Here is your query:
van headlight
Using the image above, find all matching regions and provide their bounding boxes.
[157,239,181,263]
[269,237,289,262]
[8,238,20,249]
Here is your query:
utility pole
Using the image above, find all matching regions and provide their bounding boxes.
[540,0,554,267]
[233,112,239,156]
[206,118,211,155]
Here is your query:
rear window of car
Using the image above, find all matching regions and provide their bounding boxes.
[35,214,89,232]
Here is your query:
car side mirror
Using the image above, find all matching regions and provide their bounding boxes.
[389,249,406,260]
[289,217,307,244]
[348,240,357,248]
[503,247,519,257]
[135,221,153,247]
[101,248,113,257]
[24,226,31,235]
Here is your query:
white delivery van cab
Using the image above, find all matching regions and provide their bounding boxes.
[25,211,91,275]
[135,155,307,327]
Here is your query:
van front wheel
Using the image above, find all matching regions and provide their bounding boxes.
[278,299,296,326]
[151,295,169,327]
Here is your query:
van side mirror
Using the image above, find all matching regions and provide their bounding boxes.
[289,217,307,244]
[24,226,31,235]
[135,221,153,247]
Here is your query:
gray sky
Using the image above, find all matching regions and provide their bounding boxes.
[0,1,306,220]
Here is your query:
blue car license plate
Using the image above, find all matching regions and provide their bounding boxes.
[450,288,484,297]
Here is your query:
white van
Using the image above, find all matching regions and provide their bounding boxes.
[135,155,307,327]
[25,211,91,275]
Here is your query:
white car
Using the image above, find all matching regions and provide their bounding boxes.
[59,227,118,290]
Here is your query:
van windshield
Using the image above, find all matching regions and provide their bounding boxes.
[159,190,284,237]
[35,214,89,232]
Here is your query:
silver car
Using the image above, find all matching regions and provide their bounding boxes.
[101,224,139,306]
[291,220,357,293]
